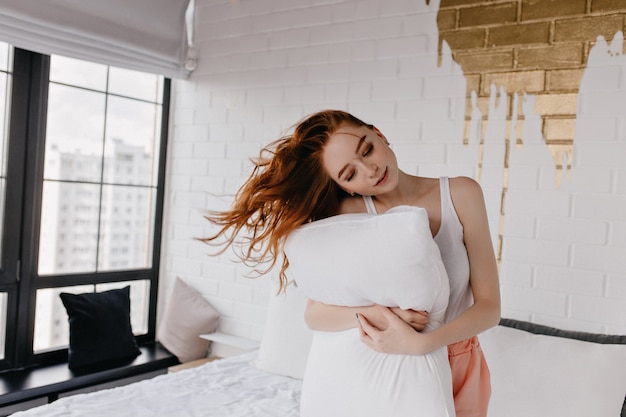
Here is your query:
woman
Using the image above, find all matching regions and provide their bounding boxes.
[202,110,500,416]
[305,115,500,417]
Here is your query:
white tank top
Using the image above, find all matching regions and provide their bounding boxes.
[362,177,472,322]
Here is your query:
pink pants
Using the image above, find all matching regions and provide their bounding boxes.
[448,336,492,417]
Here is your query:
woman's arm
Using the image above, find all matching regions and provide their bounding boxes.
[358,177,501,354]
[305,299,429,332]
[304,299,367,331]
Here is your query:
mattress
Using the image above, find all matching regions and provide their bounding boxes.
[11,351,302,417]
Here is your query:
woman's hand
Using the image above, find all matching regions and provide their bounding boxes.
[357,305,434,355]
[355,306,429,333]
[389,307,429,332]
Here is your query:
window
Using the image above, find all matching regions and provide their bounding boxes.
[0,45,169,370]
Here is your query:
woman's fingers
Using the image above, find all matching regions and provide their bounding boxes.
[390,307,429,331]
[356,312,377,335]
[357,306,432,355]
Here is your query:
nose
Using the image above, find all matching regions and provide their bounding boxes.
[361,161,378,178]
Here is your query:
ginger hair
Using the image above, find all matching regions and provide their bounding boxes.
[200,110,371,292]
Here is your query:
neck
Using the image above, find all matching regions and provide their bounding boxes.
[371,170,418,209]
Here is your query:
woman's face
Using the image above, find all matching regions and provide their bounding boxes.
[322,123,399,196]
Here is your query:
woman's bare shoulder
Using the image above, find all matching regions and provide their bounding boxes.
[338,195,368,214]
[448,176,483,197]
[448,176,487,219]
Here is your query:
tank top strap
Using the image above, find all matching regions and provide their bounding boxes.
[436,176,458,239]
[362,195,377,214]
[439,177,452,218]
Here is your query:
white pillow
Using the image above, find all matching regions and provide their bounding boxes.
[479,325,626,417]
[256,280,313,379]
[283,205,448,318]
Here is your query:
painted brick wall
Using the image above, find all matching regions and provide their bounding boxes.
[438,0,626,272]
[160,0,626,346]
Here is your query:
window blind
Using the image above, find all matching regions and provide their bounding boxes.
[0,0,195,78]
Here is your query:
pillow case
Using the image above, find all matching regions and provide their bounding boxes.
[157,277,220,363]
[283,205,449,319]
[60,286,141,372]
[479,319,626,417]
[256,280,313,379]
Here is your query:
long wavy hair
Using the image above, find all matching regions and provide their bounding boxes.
[200,110,371,292]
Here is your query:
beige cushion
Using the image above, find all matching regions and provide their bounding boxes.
[158,277,220,363]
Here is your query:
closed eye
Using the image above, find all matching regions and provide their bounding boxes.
[363,143,373,157]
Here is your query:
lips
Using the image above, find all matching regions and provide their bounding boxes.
[375,168,388,186]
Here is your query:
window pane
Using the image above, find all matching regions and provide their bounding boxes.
[0,43,11,72]
[104,96,162,186]
[39,182,157,275]
[49,55,107,91]
[0,45,12,270]
[44,83,106,182]
[98,185,155,271]
[109,67,163,103]
[96,280,150,335]
[0,72,10,177]
[39,182,100,275]
[0,292,6,359]
[34,285,93,352]
[0,179,4,265]
[34,282,149,352]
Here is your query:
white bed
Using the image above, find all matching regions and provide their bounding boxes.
[11,283,626,417]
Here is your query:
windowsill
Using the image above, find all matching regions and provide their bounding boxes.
[0,342,178,409]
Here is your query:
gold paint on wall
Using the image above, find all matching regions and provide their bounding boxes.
[438,0,626,180]
[434,0,626,261]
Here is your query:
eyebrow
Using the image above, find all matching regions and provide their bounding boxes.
[337,135,366,179]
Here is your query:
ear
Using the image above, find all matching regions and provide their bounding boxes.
[371,126,390,145]
[341,188,356,196]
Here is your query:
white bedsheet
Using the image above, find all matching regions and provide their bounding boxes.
[11,351,302,417]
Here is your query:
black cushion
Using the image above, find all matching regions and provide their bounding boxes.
[60,286,141,372]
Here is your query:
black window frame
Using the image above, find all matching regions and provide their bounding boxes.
[0,47,170,371]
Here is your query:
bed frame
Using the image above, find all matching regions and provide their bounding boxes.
[496,318,626,417]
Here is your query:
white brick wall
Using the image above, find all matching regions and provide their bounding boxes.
[159,0,626,345]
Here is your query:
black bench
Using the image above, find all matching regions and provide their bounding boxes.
[0,342,178,414]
